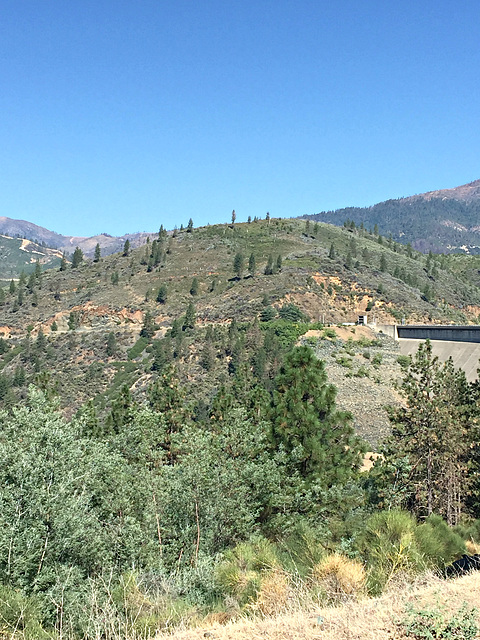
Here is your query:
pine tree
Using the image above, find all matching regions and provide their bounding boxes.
[156,284,167,304]
[233,252,245,279]
[190,277,199,296]
[382,341,474,524]
[270,346,364,485]
[140,311,157,339]
[187,218,194,232]
[35,329,46,352]
[264,254,274,275]
[106,332,117,357]
[71,247,84,268]
[94,243,101,262]
[380,253,387,272]
[59,252,67,271]
[231,209,236,224]
[123,239,130,256]
[276,254,282,272]
[183,302,196,331]
[328,243,336,259]
[9,280,15,294]
[248,253,256,277]
[34,260,42,282]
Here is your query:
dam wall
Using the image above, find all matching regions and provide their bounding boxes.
[374,324,480,381]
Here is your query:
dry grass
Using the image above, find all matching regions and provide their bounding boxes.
[154,572,480,640]
[312,554,366,602]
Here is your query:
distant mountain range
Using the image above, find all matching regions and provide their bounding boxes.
[306,179,480,253]
[0,216,154,258]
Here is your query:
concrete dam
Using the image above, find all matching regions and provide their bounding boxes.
[377,325,480,382]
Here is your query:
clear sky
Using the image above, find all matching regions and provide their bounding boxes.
[1,1,480,237]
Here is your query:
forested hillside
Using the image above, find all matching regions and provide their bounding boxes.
[0,218,480,638]
[307,178,480,253]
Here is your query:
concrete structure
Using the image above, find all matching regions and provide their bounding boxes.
[375,324,480,382]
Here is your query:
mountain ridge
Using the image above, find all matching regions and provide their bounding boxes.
[306,179,480,253]
[0,216,155,257]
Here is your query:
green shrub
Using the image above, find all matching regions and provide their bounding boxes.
[127,336,149,360]
[400,602,478,639]
[397,355,411,368]
[336,355,353,369]
[357,510,424,594]
[372,353,383,366]
[215,538,279,608]
[323,328,337,340]
[358,511,465,595]
[415,514,465,568]
[0,585,50,639]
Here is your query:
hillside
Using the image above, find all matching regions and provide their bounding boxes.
[307,179,480,253]
[0,234,63,284]
[157,572,480,640]
[1,217,480,443]
[0,215,155,257]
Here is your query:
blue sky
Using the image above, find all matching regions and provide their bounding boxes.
[1,1,479,237]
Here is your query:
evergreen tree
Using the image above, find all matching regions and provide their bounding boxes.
[201,341,216,371]
[9,280,15,294]
[106,331,117,357]
[94,243,101,262]
[248,253,256,277]
[151,337,173,372]
[156,283,167,304]
[34,259,42,283]
[140,311,157,339]
[233,252,245,279]
[187,218,194,232]
[270,346,364,485]
[231,209,236,224]
[190,277,199,296]
[380,341,475,524]
[183,302,196,331]
[264,254,274,275]
[71,247,84,268]
[59,252,67,271]
[328,243,336,259]
[276,254,282,272]
[27,272,36,293]
[380,253,387,272]
[35,328,46,352]
[123,239,130,256]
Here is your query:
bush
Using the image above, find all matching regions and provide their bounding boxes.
[397,354,411,368]
[415,514,465,568]
[311,554,365,602]
[323,328,337,340]
[357,510,424,594]
[400,602,478,639]
[278,303,309,322]
[358,511,465,595]
[215,538,279,608]
[0,585,49,639]
[372,353,383,366]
